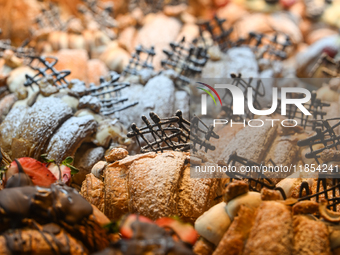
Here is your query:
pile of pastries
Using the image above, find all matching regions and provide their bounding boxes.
[0,0,339,254]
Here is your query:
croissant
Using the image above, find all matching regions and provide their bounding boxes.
[0,94,129,181]
[194,180,336,255]
[80,148,225,223]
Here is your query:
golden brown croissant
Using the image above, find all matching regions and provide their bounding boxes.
[81,149,224,222]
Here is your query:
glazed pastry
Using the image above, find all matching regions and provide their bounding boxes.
[81,149,223,222]
[193,184,339,255]
[10,97,73,159]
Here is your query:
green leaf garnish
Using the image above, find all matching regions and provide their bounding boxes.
[0,166,7,181]
[40,154,55,163]
[103,221,119,233]
[67,164,79,175]
[61,157,79,174]
[62,156,73,165]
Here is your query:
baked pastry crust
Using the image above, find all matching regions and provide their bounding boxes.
[127,151,187,219]
[0,105,27,157]
[46,115,97,163]
[0,227,88,255]
[193,238,215,255]
[81,151,221,222]
[218,118,278,167]
[11,98,72,159]
[213,205,255,255]
[80,173,105,212]
[243,201,293,255]
[177,165,221,223]
[293,215,331,255]
[104,163,129,220]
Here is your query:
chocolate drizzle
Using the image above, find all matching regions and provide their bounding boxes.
[297,118,340,163]
[24,56,71,90]
[0,180,110,253]
[3,223,74,255]
[0,183,92,225]
[86,72,138,116]
[274,91,329,130]
[197,15,292,60]
[127,110,219,153]
[122,45,156,77]
[310,53,340,78]
[161,37,209,89]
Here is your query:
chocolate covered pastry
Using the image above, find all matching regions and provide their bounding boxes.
[95,216,195,255]
[0,179,110,254]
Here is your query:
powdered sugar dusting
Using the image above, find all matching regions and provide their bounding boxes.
[127,151,187,219]
[46,115,97,163]
[0,105,27,156]
[11,97,73,159]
